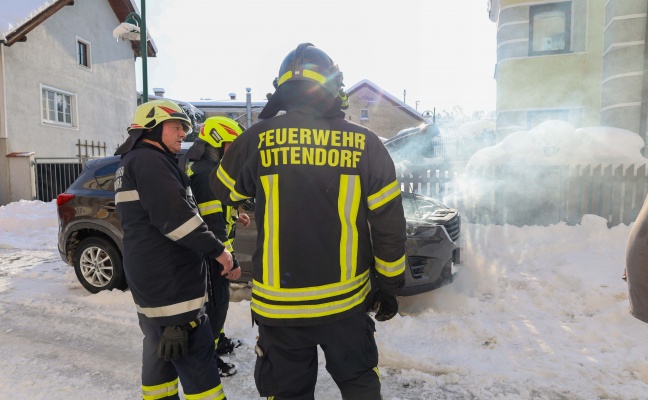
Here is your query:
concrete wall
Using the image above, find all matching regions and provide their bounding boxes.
[3,0,137,158]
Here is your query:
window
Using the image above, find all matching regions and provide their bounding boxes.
[527,109,569,129]
[77,37,91,68]
[41,86,76,127]
[360,109,369,120]
[529,2,571,56]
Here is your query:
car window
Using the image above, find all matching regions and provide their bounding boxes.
[94,162,120,191]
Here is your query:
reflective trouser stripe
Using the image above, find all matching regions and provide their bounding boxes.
[184,383,226,400]
[142,378,179,399]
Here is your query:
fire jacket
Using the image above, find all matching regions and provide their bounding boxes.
[626,194,648,324]
[186,152,239,271]
[211,110,406,326]
[115,142,226,327]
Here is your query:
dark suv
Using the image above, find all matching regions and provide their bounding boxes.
[57,151,460,295]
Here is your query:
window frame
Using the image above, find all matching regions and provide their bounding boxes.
[76,36,92,69]
[40,84,78,129]
[360,109,369,121]
[528,1,572,56]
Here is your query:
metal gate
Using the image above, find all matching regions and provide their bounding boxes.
[33,158,86,202]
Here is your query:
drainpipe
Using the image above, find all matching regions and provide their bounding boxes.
[639,11,648,157]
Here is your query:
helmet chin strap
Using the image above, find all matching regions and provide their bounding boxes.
[143,125,174,155]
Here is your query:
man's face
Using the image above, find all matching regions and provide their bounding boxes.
[161,120,186,154]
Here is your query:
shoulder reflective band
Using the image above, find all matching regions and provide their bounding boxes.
[374,255,406,277]
[367,180,400,210]
[165,214,204,241]
[115,190,140,203]
[198,200,222,216]
[216,166,235,191]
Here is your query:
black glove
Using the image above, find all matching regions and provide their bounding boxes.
[157,325,189,361]
[241,199,255,212]
[369,290,399,322]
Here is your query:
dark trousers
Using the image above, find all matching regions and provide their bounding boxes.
[254,312,381,400]
[139,316,224,399]
[206,261,230,348]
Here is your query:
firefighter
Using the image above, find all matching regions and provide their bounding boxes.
[182,116,248,377]
[211,43,407,399]
[114,100,233,399]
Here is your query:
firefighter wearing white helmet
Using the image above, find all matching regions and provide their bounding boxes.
[114,100,233,399]
[211,43,406,399]
[182,116,248,378]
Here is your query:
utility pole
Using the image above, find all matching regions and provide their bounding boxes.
[403,89,406,104]
[140,0,148,102]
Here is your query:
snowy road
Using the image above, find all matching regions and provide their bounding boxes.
[1,201,648,399]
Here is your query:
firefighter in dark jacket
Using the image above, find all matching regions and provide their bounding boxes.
[114,99,233,400]
[182,116,248,378]
[211,43,407,399]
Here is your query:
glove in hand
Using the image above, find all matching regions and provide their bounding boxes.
[157,325,189,361]
[370,290,399,322]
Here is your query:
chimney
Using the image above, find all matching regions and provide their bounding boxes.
[153,88,165,97]
[229,92,236,100]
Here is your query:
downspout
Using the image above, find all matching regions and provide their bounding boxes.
[639,12,648,157]
[0,43,9,205]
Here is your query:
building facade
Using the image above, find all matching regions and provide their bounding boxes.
[0,0,154,204]
[489,0,648,151]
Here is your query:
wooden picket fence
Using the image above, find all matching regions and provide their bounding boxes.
[398,163,648,227]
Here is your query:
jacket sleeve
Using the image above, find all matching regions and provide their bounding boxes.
[191,167,231,252]
[210,130,256,206]
[364,132,407,296]
[129,154,225,259]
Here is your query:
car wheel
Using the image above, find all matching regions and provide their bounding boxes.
[73,237,126,294]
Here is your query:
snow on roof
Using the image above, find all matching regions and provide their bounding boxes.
[0,0,57,40]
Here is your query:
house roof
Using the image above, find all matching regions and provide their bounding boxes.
[0,0,157,57]
[345,79,425,122]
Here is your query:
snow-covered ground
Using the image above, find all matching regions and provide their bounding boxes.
[1,199,647,399]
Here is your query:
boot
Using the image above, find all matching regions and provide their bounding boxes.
[216,332,241,355]
[217,356,237,377]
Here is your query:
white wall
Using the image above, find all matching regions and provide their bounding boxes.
[3,0,137,158]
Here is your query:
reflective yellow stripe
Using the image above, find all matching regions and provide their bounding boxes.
[302,69,327,85]
[277,70,292,86]
[198,200,222,216]
[373,367,381,382]
[251,280,371,319]
[261,175,280,287]
[165,214,204,241]
[115,190,139,203]
[374,255,406,277]
[135,294,208,318]
[252,270,369,302]
[338,175,360,281]
[216,166,235,191]
[185,383,226,400]
[142,378,179,400]
[367,180,400,210]
[229,188,251,202]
